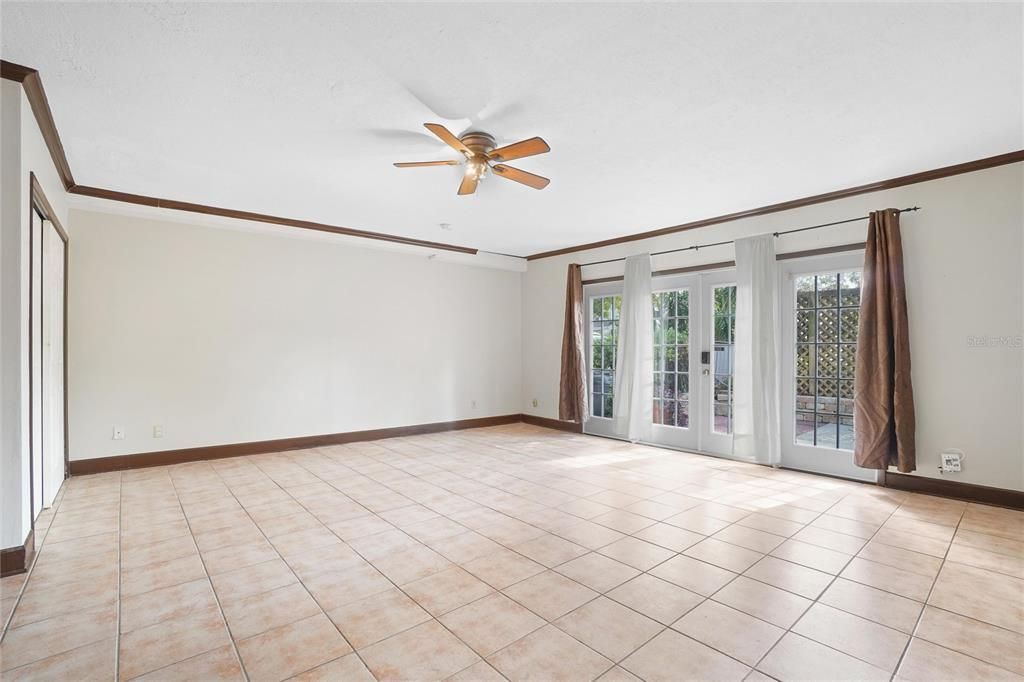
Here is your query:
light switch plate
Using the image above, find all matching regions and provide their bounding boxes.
[112,426,125,440]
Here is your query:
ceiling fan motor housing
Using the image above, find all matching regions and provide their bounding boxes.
[460,132,497,156]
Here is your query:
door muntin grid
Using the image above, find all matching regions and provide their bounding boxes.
[712,285,736,434]
[590,295,621,419]
[652,289,690,428]
[794,271,860,450]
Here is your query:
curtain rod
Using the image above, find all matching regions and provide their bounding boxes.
[579,206,921,268]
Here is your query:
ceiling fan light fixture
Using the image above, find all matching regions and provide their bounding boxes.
[466,157,489,181]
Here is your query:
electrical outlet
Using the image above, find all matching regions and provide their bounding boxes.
[153,425,164,438]
[531,398,539,408]
[939,450,963,473]
[112,426,125,440]
[471,399,477,409]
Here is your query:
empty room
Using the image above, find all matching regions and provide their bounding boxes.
[1,2,1022,681]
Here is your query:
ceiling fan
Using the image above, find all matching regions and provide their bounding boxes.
[394,123,550,195]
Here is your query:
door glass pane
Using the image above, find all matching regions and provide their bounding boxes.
[712,285,736,434]
[793,271,860,449]
[652,289,689,428]
[591,295,621,419]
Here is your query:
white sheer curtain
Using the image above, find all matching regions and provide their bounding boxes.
[733,234,781,465]
[614,254,654,442]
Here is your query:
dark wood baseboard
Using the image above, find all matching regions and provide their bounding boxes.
[884,471,1024,510]
[69,414,527,475]
[1,530,35,578]
[520,414,584,434]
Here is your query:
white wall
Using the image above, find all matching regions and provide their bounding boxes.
[1,80,70,548]
[522,163,1024,491]
[68,209,523,461]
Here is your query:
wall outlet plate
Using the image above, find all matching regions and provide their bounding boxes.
[153,425,164,438]
[112,426,125,440]
[940,451,962,473]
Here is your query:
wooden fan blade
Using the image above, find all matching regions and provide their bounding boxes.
[488,136,550,162]
[424,123,472,156]
[393,160,459,168]
[457,173,479,195]
[492,164,550,190]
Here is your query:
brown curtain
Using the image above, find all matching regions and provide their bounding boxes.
[558,264,589,422]
[854,209,916,472]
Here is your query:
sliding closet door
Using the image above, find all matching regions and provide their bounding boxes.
[29,208,45,519]
[29,207,69,516]
[42,221,67,505]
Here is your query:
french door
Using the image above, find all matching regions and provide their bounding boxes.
[584,270,739,459]
[584,250,875,482]
[779,252,875,482]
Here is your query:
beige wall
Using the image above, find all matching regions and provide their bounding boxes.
[67,209,523,462]
[522,163,1024,491]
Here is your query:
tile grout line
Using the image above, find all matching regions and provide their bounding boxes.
[581,483,926,678]
[115,472,123,681]
[888,505,965,680]
[474,477,849,677]
[305,444,934,680]
[267,450,530,680]
[0,477,70,643]
[135,451,824,680]
[603,486,855,677]
[218,456,381,680]
[313,463,836,679]
[0,481,111,673]
[165,467,251,682]
[0,483,64,643]
[280,446,618,675]
[278,441,665,677]
[746,489,909,677]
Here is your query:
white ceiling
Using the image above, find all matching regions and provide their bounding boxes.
[2,3,1021,256]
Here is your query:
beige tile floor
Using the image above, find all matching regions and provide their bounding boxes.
[1,423,1022,681]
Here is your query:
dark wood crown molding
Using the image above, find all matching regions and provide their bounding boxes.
[1,60,75,191]
[527,150,1024,260]
[68,185,480,255]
